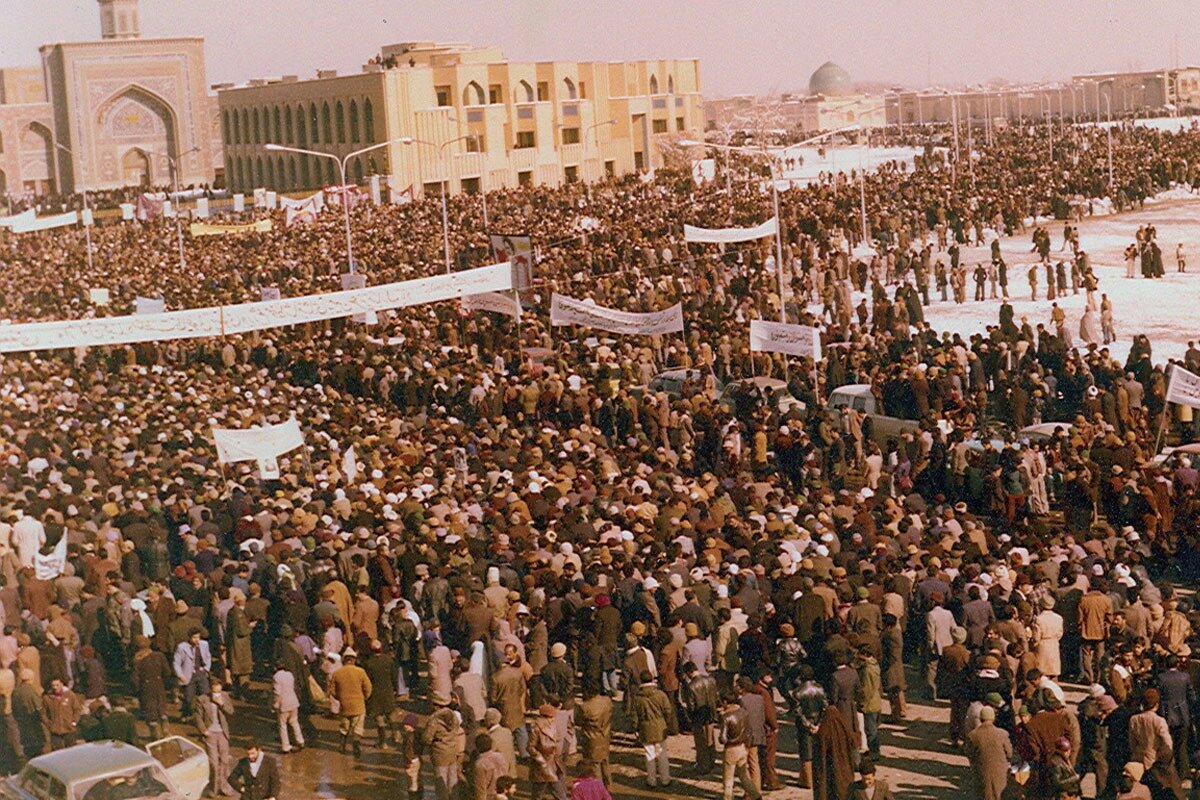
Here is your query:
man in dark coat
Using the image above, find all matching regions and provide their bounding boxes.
[362,639,399,747]
[228,743,281,800]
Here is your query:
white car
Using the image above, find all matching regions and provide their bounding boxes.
[719,377,806,414]
[1,738,210,800]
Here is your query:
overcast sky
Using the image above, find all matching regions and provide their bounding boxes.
[2,1,1198,97]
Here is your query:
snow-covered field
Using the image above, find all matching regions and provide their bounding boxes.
[774,144,925,186]
[845,193,1200,365]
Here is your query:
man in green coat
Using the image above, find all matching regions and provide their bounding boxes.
[629,671,674,788]
[856,645,883,759]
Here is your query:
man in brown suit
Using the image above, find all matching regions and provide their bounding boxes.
[1078,582,1113,684]
[492,644,530,757]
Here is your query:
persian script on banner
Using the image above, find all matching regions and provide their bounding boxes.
[0,262,513,353]
[190,219,273,236]
[749,319,822,360]
[549,294,684,336]
[1167,365,1200,409]
[212,417,305,465]
[0,209,35,228]
[461,291,521,319]
[683,217,778,244]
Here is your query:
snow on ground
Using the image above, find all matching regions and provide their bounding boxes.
[774,144,925,185]
[861,193,1200,365]
[1086,115,1200,133]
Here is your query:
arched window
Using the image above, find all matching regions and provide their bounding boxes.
[222,111,231,145]
[649,74,659,95]
[349,100,360,142]
[252,108,261,143]
[463,81,485,106]
[299,156,310,188]
[231,110,240,144]
[322,102,332,143]
[241,109,249,144]
[515,80,534,102]
[562,77,577,100]
[225,157,233,186]
[287,157,297,190]
[285,106,293,143]
[272,106,281,142]
[335,101,345,143]
[310,103,319,143]
[255,156,263,186]
[364,99,375,143]
[276,156,285,189]
[668,75,675,94]
[325,160,336,185]
[352,157,363,183]
[266,157,275,188]
[296,105,307,146]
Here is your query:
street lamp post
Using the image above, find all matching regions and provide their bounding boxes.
[405,134,478,274]
[682,123,857,324]
[159,146,201,273]
[1040,96,1053,162]
[584,119,616,184]
[1101,92,1114,192]
[266,138,408,273]
[54,143,94,275]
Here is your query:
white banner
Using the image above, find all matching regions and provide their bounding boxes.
[195,197,210,218]
[1167,365,1200,409]
[88,288,110,306]
[0,262,513,353]
[233,194,245,213]
[260,286,281,302]
[135,296,166,315]
[120,203,135,221]
[462,291,521,319]
[749,319,822,359]
[281,191,326,212]
[684,217,778,243]
[0,209,35,228]
[212,417,304,465]
[34,535,69,581]
[81,208,94,227]
[265,191,278,210]
[253,188,267,207]
[369,175,381,207]
[550,294,684,336]
[10,211,78,234]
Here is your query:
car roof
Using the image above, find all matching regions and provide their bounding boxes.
[829,383,872,396]
[25,741,156,784]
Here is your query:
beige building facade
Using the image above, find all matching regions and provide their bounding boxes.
[0,0,218,197]
[218,42,703,196]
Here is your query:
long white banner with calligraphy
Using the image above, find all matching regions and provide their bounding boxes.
[0,262,513,353]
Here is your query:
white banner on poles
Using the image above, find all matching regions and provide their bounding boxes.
[0,262,513,353]
[462,291,521,319]
[749,319,822,359]
[0,209,35,228]
[683,217,778,243]
[550,294,683,336]
[1167,365,1200,408]
[10,211,78,234]
[212,417,305,464]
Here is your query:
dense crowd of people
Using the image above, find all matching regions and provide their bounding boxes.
[1,117,1200,800]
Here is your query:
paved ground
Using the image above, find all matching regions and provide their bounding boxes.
[168,665,1082,800]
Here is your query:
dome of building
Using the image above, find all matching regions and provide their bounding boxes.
[808,61,852,96]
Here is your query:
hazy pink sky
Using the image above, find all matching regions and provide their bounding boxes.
[3,1,1198,97]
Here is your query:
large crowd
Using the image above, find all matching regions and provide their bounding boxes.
[1,118,1200,800]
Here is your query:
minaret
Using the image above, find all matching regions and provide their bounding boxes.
[97,0,141,39]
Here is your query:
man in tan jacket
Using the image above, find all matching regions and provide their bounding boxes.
[329,647,372,757]
[1077,583,1112,684]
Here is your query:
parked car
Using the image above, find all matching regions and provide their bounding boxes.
[646,368,722,398]
[1016,422,1074,443]
[719,377,805,415]
[1,738,210,800]
[825,383,921,443]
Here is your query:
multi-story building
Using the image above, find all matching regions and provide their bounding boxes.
[0,0,219,196]
[217,41,703,196]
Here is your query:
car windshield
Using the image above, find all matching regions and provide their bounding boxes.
[74,766,172,800]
